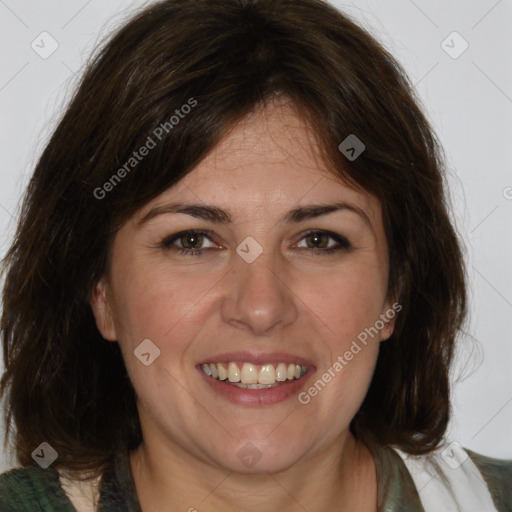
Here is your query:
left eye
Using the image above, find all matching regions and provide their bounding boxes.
[295,230,350,252]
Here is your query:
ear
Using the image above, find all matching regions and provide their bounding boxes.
[379,298,401,342]
[90,278,117,341]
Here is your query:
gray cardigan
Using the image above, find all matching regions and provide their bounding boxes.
[0,444,510,511]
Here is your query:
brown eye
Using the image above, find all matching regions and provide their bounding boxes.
[161,229,217,255]
[180,232,204,250]
[305,232,329,249]
[296,230,351,254]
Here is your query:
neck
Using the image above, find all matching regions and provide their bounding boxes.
[129,431,378,512]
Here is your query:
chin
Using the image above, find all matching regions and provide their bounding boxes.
[206,435,310,475]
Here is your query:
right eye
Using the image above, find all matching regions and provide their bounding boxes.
[161,229,219,256]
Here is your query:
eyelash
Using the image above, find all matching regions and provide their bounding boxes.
[160,229,351,256]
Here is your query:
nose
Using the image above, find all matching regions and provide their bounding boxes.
[221,248,298,337]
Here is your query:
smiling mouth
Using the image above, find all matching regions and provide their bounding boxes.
[200,362,308,389]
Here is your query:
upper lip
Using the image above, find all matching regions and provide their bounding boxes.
[197,351,315,368]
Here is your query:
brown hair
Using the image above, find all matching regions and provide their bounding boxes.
[1,0,466,478]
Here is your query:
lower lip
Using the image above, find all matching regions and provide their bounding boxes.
[197,367,315,406]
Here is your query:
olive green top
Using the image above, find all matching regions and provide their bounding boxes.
[0,444,511,511]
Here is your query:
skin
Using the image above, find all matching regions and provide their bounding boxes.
[91,95,397,512]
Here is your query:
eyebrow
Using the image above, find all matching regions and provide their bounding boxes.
[137,201,373,230]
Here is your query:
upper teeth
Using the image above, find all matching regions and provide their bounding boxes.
[201,362,307,385]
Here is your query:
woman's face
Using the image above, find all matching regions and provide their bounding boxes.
[92,97,396,474]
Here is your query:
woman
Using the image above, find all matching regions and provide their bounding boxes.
[0,0,510,510]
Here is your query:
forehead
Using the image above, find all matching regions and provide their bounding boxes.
[130,96,382,233]
[190,98,332,180]
[168,97,378,219]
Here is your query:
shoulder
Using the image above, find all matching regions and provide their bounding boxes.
[391,443,512,512]
[466,449,512,511]
[0,464,75,511]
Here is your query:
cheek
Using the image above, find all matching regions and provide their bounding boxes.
[108,261,215,405]
[109,255,257,416]
[300,259,388,343]
[110,258,226,348]
[294,258,385,409]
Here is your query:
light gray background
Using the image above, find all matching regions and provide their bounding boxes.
[1,0,511,472]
